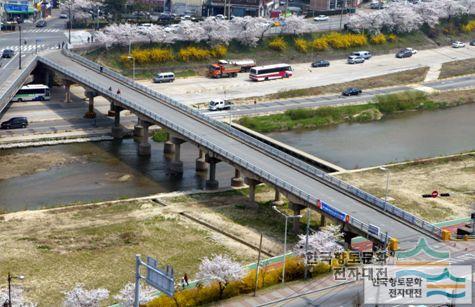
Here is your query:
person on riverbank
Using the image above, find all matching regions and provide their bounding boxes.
[184,273,189,286]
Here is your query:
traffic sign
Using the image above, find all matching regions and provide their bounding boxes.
[431,190,438,198]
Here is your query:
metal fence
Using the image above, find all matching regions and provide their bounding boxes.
[54,51,442,239]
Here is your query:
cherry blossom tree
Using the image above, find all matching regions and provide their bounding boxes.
[60,0,100,20]
[230,16,274,47]
[0,285,37,307]
[386,3,423,33]
[196,254,244,299]
[293,224,344,260]
[113,282,157,306]
[63,284,109,307]
[280,15,313,35]
[201,17,233,45]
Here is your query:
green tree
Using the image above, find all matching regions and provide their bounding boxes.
[103,0,126,21]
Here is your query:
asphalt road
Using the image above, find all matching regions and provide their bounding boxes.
[204,75,475,119]
[38,50,440,248]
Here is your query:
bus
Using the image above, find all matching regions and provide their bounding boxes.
[12,84,51,102]
[249,64,293,81]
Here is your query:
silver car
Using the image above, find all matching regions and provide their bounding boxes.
[347,55,365,64]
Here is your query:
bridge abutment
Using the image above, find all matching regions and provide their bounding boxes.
[231,169,244,187]
[169,137,186,175]
[205,155,221,189]
[137,120,152,157]
[244,177,261,202]
[195,149,208,172]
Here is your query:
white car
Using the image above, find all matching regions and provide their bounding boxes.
[215,14,226,20]
[452,41,465,48]
[59,13,68,19]
[313,15,329,21]
[405,47,417,54]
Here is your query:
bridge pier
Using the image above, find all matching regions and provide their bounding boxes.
[137,120,152,157]
[195,149,208,172]
[320,214,326,228]
[273,190,284,205]
[163,133,175,155]
[84,91,97,119]
[64,80,73,103]
[133,119,145,142]
[107,101,116,117]
[231,169,244,187]
[343,231,358,250]
[205,155,221,189]
[169,137,186,175]
[111,105,123,139]
[291,203,306,234]
[244,177,261,202]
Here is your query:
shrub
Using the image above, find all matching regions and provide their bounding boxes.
[387,33,398,42]
[283,257,305,281]
[323,32,367,49]
[210,45,228,58]
[148,48,174,63]
[268,37,288,52]
[310,262,332,276]
[311,37,329,51]
[178,46,211,62]
[462,20,475,32]
[152,130,168,142]
[373,91,431,114]
[120,48,174,65]
[294,38,310,53]
[370,33,387,45]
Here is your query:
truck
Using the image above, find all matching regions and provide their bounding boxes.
[218,59,256,72]
[208,99,232,111]
[207,64,240,78]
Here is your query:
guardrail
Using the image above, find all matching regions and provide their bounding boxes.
[39,55,392,244]
[0,55,38,114]
[57,50,442,239]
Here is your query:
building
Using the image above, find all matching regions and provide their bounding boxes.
[203,0,277,17]
[172,0,204,16]
[309,0,360,13]
[3,0,35,21]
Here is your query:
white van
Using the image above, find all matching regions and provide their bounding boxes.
[351,51,372,59]
[153,72,175,83]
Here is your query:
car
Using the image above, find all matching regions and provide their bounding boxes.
[153,72,175,83]
[59,13,68,19]
[342,88,362,96]
[347,55,365,64]
[1,117,28,129]
[2,49,14,58]
[452,41,465,48]
[396,49,412,58]
[470,40,475,46]
[405,47,417,54]
[215,14,226,20]
[311,60,330,67]
[370,2,384,9]
[352,51,372,59]
[35,20,47,27]
[313,15,329,21]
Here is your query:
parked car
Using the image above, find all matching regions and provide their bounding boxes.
[347,55,365,64]
[35,19,47,27]
[313,15,329,21]
[215,14,226,20]
[470,40,475,46]
[396,49,413,58]
[59,13,68,19]
[352,51,372,59]
[311,60,330,67]
[452,41,465,48]
[208,99,232,111]
[2,49,14,58]
[1,117,28,129]
[370,2,384,9]
[153,72,175,83]
[342,88,362,96]
[405,47,418,54]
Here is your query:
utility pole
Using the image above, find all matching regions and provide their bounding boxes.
[253,233,263,296]
[304,205,311,279]
[18,24,22,70]
[68,2,72,44]
[339,0,346,30]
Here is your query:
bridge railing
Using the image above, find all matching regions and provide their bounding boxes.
[39,54,392,243]
[58,50,442,239]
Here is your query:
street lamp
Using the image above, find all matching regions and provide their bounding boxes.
[128,55,135,80]
[380,167,390,204]
[6,273,25,307]
[18,24,22,70]
[68,2,72,45]
[273,206,302,284]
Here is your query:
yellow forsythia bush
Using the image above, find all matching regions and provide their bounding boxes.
[294,38,310,53]
[210,45,228,58]
[178,46,210,62]
[462,20,475,32]
[120,48,174,65]
[311,37,329,51]
[268,36,288,51]
[387,33,398,42]
[370,33,387,44]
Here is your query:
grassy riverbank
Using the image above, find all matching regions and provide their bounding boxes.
[439,58,475,79]
[238,89,475,133]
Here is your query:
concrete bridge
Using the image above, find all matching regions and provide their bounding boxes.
[0,50,448,250]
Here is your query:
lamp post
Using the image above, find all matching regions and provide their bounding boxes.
[7,273,25,307]
[128,55,135,80]
[18,24,22,70]
[273,206,302,284]
[68,2,72,44]
[380,167,390,204]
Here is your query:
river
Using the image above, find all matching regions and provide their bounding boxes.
[267,103,475,170]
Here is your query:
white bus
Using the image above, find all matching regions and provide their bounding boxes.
[249,64,293,81]
[12,84,51,102]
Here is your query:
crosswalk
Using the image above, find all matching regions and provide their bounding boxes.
[1,44,58,52]
[23,28,60,33]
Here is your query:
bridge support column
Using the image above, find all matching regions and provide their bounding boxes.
[64,80,73,103]
[195,149,208,172]
[245,177,260,202]
[137,121,152,157]
[291,203,305,234]
[205,156,221,189]
[231,169,244,187]
[170,137,186,175]
[343,231,357,250]
[84,91,97,119]
[163,134,175,155]
[111,105,123,139]
[107,102,116,117]
[133,119,145,142]
[320,214,326,228]
[273,190,284,205]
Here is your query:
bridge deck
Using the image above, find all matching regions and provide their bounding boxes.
[42,51,435,249]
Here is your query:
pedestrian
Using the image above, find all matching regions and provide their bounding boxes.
[91,36,94,43]
[116,88,121,95]
[184,273,189,286]
[99,66,103,73]
[62,41,65,49]
[87,36,90,43]
[254,99,257,105]
[24,39,27,45]
[108,86,112,91]
[181,277,186,290]
[58,43,61,49]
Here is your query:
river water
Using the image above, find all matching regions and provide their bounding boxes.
[1,104,474,211]
[268,103,475,170]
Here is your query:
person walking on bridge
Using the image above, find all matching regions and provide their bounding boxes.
[108,86,112,91]
[116,88,121,95]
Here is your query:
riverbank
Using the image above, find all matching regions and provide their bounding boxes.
[238,89,475,133]
[335,151,475,222]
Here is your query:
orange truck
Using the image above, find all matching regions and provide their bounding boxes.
[207,64,241,78]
